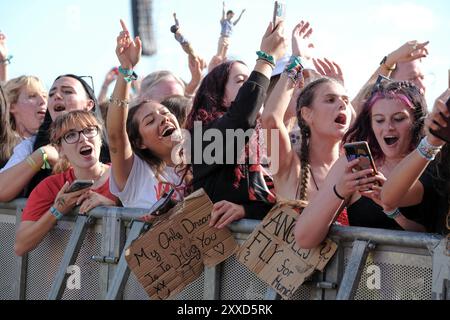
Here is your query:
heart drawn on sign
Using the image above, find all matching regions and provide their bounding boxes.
[213,243,225,255]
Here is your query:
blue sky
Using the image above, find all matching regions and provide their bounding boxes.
[1,0,449,106]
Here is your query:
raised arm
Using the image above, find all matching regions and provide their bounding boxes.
[221,2,226,22]
[352,40,429,114]
[381,88,450,209]
[261,21,313,177]
[107,19,142,191]
[98,68,118,104]
[233,9,246,26]
[0,32,8,82]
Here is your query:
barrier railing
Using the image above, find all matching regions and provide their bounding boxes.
[0,199,448,300]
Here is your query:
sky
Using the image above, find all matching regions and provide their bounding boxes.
[0,0,449,107]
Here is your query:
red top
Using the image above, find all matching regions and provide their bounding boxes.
[22,167,117,222]
[336,208,349,226]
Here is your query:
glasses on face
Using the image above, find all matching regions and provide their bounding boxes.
[61,126,99,144]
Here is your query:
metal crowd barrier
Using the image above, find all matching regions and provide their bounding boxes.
[0,199,448,300]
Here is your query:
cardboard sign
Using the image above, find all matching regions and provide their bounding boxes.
[125,189,237,300]
[236,201,337,299]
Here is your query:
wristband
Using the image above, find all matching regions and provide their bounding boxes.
[383,208,401,219]
[256,51,276,68]
[39,147,51,170]
[0,55,13,65]
[416,137,442,161]
[50,206,64,220]
[118,66,138,83]
[333,184,345,201]
[380,56,396,71]
[26,156,40,173]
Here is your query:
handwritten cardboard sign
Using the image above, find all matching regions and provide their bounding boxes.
[236,201,337,299]
[125,189,237,300]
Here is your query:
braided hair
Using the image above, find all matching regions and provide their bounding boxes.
[295,78,337,202]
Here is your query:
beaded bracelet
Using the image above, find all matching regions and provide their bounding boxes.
[284,56,304,85]
[416,137,442,161]
[109,96,129,108]
[383,208,401,219]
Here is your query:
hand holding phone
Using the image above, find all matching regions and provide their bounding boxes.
[66,180,94,193]
[273,1,286,27]
[344,142,377,174]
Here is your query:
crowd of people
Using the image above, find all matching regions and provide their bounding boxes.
[0,5,449,260]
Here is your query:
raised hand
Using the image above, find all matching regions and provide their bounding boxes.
[0,32,7,61]
[313,58,344,85]
[387,40,429,65]
[116,19,142,69]
[291,20,315,59]
[425,88,450,146]
[260,21,287,62]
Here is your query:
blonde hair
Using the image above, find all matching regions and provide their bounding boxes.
[50,110,103,173]
[4,76,47,130]
[139,71,185,98]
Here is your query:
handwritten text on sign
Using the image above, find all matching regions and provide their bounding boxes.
[237,203,337,299]
[126,189,237,300]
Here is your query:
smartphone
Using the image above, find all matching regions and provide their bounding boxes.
[273,1,286,27]
[148,189,176,216]
[429,97,450,143]
[343,141,377,174]
[66,180,94,193]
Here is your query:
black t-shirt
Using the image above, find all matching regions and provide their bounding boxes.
[348,166,448,234]
[419,165,448,235]
[191,71,275,220]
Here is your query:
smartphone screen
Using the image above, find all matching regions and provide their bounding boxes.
[344,142,377,174]
[273,1,286,27]
[66,180,94,193]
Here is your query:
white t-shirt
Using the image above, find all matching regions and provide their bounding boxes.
[0,136,36,173]
[109,154,184,209]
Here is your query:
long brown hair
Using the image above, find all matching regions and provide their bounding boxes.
[296,78,338,202]
[0,84,20,168]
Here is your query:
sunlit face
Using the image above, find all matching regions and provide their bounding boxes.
[393,60,425,94]
[58,124,102,170]
[223,62,249,107]
[10,85,48,137]
[302,81,353,140]
[134,102,181,159]
[144,76,185,103]
[48,77,94,120]
[371,98,414,159]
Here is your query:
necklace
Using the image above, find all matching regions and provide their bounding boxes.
[310,167,319,191]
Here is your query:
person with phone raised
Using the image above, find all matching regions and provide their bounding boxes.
[295,80,429,249]
[14,110,118,256]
